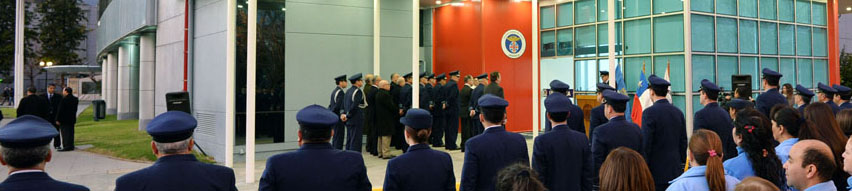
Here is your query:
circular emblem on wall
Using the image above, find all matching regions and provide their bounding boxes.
[501,29,526,59]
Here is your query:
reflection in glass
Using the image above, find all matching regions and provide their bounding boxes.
[797,59,813,88]
[576,26,596,57]
[542,31,556,57]
[780,58,797,86]
[557,29,573,56]
[739,20,757,54]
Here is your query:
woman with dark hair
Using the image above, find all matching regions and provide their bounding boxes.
[383,109,455,191]
[782,83,795,107]
[495,163,545,191]
[599,147,655,191]
[668,130,739,191]
[799,102,849,189]
[724,108,786,189]
[836,109,852,137]
[771,107,804,163]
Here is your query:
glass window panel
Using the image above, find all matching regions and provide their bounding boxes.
[693,95,702,114]
[813,28,827,57]
[759,0,777,20]
[760,22,778,55]
[616,22,623,55]
[576,26,596,57]
[542,31,556,57]
[796,0,810,24]
[717,17,738,53]
[739,20,758,54]
[739,0,758,18]
[779,0,795,22]
[780,58,796,86]
[692,15,715,52]
[797,59,813,88]
[718,56,739,90]
[812,3,827,26]
[598,0,622,20]
[599,24,622,56]
[625,19,651,55]
[797,26,811,56]
[692,0,714,13]
[557,3,573,27]
[576,0,596,24]
[654,55,685,92]
[761,57,779,89]
[779,24,795,55]
[599,58,622,84]
[692,55,716,92]
[718,0,737,15]
[575,60,598,91]
[673,96,686,116]
[654,0,683,14]
[740,57,759,90]
[557,29,573,56]
[541,6,555,29]
[654,15,684,53]
[814,59,828,86]
[625,57,652,91]
[624,0,650,18]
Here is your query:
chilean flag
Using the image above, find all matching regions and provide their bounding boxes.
[630,68,650,126]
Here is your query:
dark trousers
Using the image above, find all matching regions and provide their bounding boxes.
[471,113,484,136]
[460,116,471,151]
[346,124,363,152]
[367,129,378,155]
[444,113,459,149]
[60,124,74,150]
[431,115,445,147]
[332,122,346,150]
[52,124,62,148]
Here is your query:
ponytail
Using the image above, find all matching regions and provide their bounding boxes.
[691,130,727,191]
[705,149,726,191]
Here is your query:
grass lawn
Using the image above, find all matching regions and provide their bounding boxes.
[1,107,14,118]
[75,106,215,163]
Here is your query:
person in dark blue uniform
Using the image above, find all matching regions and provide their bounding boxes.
[694,79,737,160]
[260,105,371,191]
[533,93,592,191]
[396,73,414,152]
[343,73,366,152]
[116,111,237,191]
[832,84,852,110]
[544,80,585,134]
[817,82,840,114]
[592,90,642,184]
[329,75,348,150]
[795,84,815,114]
[461,95,529,191]
[419,73,433,114]
[444,71,461,150]
[755,68,788,117]
[384,108,455,191]
[726,99,754,121]
[0,115,89,191]
[640,75,687,191]
[431,73,446,147]
[590,83,616,137]
[468,73,488,139]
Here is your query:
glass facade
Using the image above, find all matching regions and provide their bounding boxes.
[540,0,829,114]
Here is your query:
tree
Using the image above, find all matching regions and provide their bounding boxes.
[1,1,39,80]
[841,47,852,88]
[36,0,87,87]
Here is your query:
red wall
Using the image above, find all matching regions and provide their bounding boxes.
[433,0,533,132]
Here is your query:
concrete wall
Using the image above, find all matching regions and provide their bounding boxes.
[190,0,229,162]
[840,15,852,53]
[379,0,414,78]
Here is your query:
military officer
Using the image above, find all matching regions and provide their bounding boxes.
[533,93,592,191]
[693,79,737,160]
[817,82,840,114]
[383,109,456,191]
[115,111,237,191]
[431,73,446,147]
[795,84,815,114]
[600,71,610,84]
[591,90,642,185]
[343,73,366,152]
[589,83,616,137]
[726,99,754,121]
[460,95,529,191]
[259,105,371,191]
[329,75,348,150]
[468,74,488,138]
[755,68,787,117]
[419,73,433,113]
[544,80,585,134]
[396,73,414,152]
[0,115,89,191]
[832,84,852,110]
[640,75,687,191]
[444,71,461,150]
[483,72,504,98]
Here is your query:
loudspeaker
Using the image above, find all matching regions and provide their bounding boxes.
[166,92,191,114]
[732,75,752,97]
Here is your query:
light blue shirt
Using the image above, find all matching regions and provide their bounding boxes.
[846,176,852,191]
[666,166,740,191]
[804,180,837,191]
[776,138,799,164]
[723,147,754,180]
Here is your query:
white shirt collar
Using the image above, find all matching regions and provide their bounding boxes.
[9,169,43,176]
[485,125,502,130]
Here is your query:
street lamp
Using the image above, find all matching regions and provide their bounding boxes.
[39,60,53,91]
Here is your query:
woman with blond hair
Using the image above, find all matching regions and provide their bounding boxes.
[598,147,655,191]
[668,129,740,191]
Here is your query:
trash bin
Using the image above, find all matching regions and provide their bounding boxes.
[92,100,106,121]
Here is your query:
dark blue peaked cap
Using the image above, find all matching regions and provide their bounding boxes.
[478,94,509,109]
[832,84,851,94]
[596,83,615,92]
[550,80,570,90]
[297,105,338,130]
[796,84,814,97]
[727,99,754,110]
[349,73,363,81]
[0,115,59,148]
[334,75,347,82]
[544,94,571,113]
[648,75,670,87]
[700,79,720,92]
[400,108,432,130]
[818,83,837,94]
[762,68,782,78]
[603,90,630,103]
[147,111,197,143]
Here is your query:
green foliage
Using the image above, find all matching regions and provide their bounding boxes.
[841,49,852,87]
[35,0,87,66]
[1,1,39,77]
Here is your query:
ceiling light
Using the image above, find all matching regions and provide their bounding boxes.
[847,7,851,11]
[281,8,286,11]
[451,2,464,6]
[436,0,442,4]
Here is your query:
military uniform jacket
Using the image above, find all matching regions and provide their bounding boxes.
[259,143,371,191]
[588,104,607,137]
[400,84,413,110]
[420,84,433,110]
[533,125,593,191]
[0,171,89,191]
[16,95,49,120]
[693,102,737,160]
[827,100,841,114]
[461,126,530,191]
[840,102,852,110]
[592,116,642,175]
[115,154,237,191]
[444,80,460,116]
[343,86,365,126]
[329,86,345,115]
[432,84,445,115]
[460,85,473,118]
[544,97,586,134]
[755,88,787,117]
[798,103,809,115]
[482,83,504,98]
[641,99,687,185]
[469,85,485,113]
[383,144,455,191]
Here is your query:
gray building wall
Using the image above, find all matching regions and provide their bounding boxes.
[190,0,229,162]
[379,0,414,78]
[840,14,852,53]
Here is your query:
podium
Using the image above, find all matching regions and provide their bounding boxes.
[575,94,600,138]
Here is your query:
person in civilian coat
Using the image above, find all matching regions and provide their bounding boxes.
[755,68,788,117]
[460,95,529,191]
[259,105,371,191]
[817,82,840,114]
[55,88,78,151]
[459,75,474,152]
[115,111,237,191]
[592,90,642,185]
[383,108,455,191]
[41,84,62,149]
[533,93,593,191]
[431,73,446,147]
[364,75,380,156]
[329,75,348,150]
[641,75,687,191]
[343,73,366,152]
[468,74,488,138]
[544,80,586,134]
[17,87,49,121]
[795,84,814,114]
[589,83,616,137]
[483,72,504,98]
[0,116,89,191]
[833,84,852,110]
[375,80,398,159]
[444,71,461,150]
[693,79,737,160]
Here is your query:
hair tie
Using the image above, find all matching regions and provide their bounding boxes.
[518,170,530,178]
[708,149,718,157]
[744,125,755,133]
